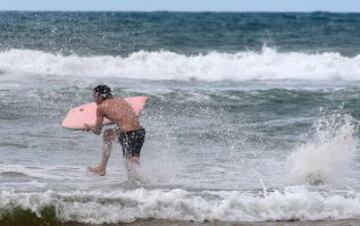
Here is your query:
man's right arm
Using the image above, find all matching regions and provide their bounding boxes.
[84,106,104,135]
[92,107,104,135]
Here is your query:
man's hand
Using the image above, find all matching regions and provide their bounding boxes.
[84,123,102,135]
[84,123,93,132]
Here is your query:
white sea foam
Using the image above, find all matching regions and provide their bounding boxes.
[287,114,358,185]
[1,187,360,224]
[1,48,360,81]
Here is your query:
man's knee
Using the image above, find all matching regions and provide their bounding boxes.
[103,129,116,143]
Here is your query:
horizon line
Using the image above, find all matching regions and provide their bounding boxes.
[0,9,360,13]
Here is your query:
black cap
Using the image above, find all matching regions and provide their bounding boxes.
[93,85,112,99]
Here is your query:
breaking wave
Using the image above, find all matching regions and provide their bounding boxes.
[1,48,360,81]
[1,187,360,225]
[287,113,358,185]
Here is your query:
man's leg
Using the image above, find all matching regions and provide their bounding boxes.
[123,129,145,182]
[88,128,117,176]
[125,156,142,183]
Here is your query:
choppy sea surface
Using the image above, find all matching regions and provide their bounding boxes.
[1,12,360,225]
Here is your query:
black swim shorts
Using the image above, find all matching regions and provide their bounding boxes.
[118,128,145,158]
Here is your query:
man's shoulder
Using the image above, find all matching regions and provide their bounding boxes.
[100,98,123,108]
[108,97,126,104]
[97,101,108,111]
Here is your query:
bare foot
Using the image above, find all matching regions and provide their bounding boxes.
[130,157,140,165]
[88,165,101,171]
[87,166,106,176]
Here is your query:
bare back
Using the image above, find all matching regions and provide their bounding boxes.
[98,98,141,132]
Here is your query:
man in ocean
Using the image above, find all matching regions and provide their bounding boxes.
[84,85,146,180]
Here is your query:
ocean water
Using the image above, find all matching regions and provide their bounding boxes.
[1,11,360,226]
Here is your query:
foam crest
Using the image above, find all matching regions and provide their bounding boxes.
[1,188,360,224]
[287,113,358,185]
[1,48,360,81]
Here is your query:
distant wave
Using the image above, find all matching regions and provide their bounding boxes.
[1,187,360,224]
[1,48,360,81]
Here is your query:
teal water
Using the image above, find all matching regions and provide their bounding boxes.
[1,12,360,55]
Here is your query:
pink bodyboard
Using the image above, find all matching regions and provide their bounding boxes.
[62,96,149,129]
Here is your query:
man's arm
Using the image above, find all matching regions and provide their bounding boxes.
[84,107,104,135]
